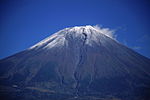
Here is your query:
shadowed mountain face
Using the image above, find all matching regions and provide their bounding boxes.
[0,26,150,100]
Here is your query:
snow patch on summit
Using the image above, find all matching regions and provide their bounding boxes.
[28,25,116,50]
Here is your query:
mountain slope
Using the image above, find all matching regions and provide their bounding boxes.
[0,25,150,100]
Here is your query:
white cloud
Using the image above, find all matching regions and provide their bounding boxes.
[132,46,141,50]
[123,39,128,46]
[137,34,150,42]
[93,25,117,40]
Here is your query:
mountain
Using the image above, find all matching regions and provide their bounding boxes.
[0,25,150,100]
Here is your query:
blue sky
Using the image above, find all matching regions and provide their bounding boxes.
[0,0,150,59]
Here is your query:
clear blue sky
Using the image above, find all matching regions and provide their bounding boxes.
[0,0,150,59]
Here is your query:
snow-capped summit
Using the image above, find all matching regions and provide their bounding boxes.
[29,25,115,50]
[0,25,150,100]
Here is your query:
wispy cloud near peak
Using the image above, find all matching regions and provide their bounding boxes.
[93,25,117,40]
